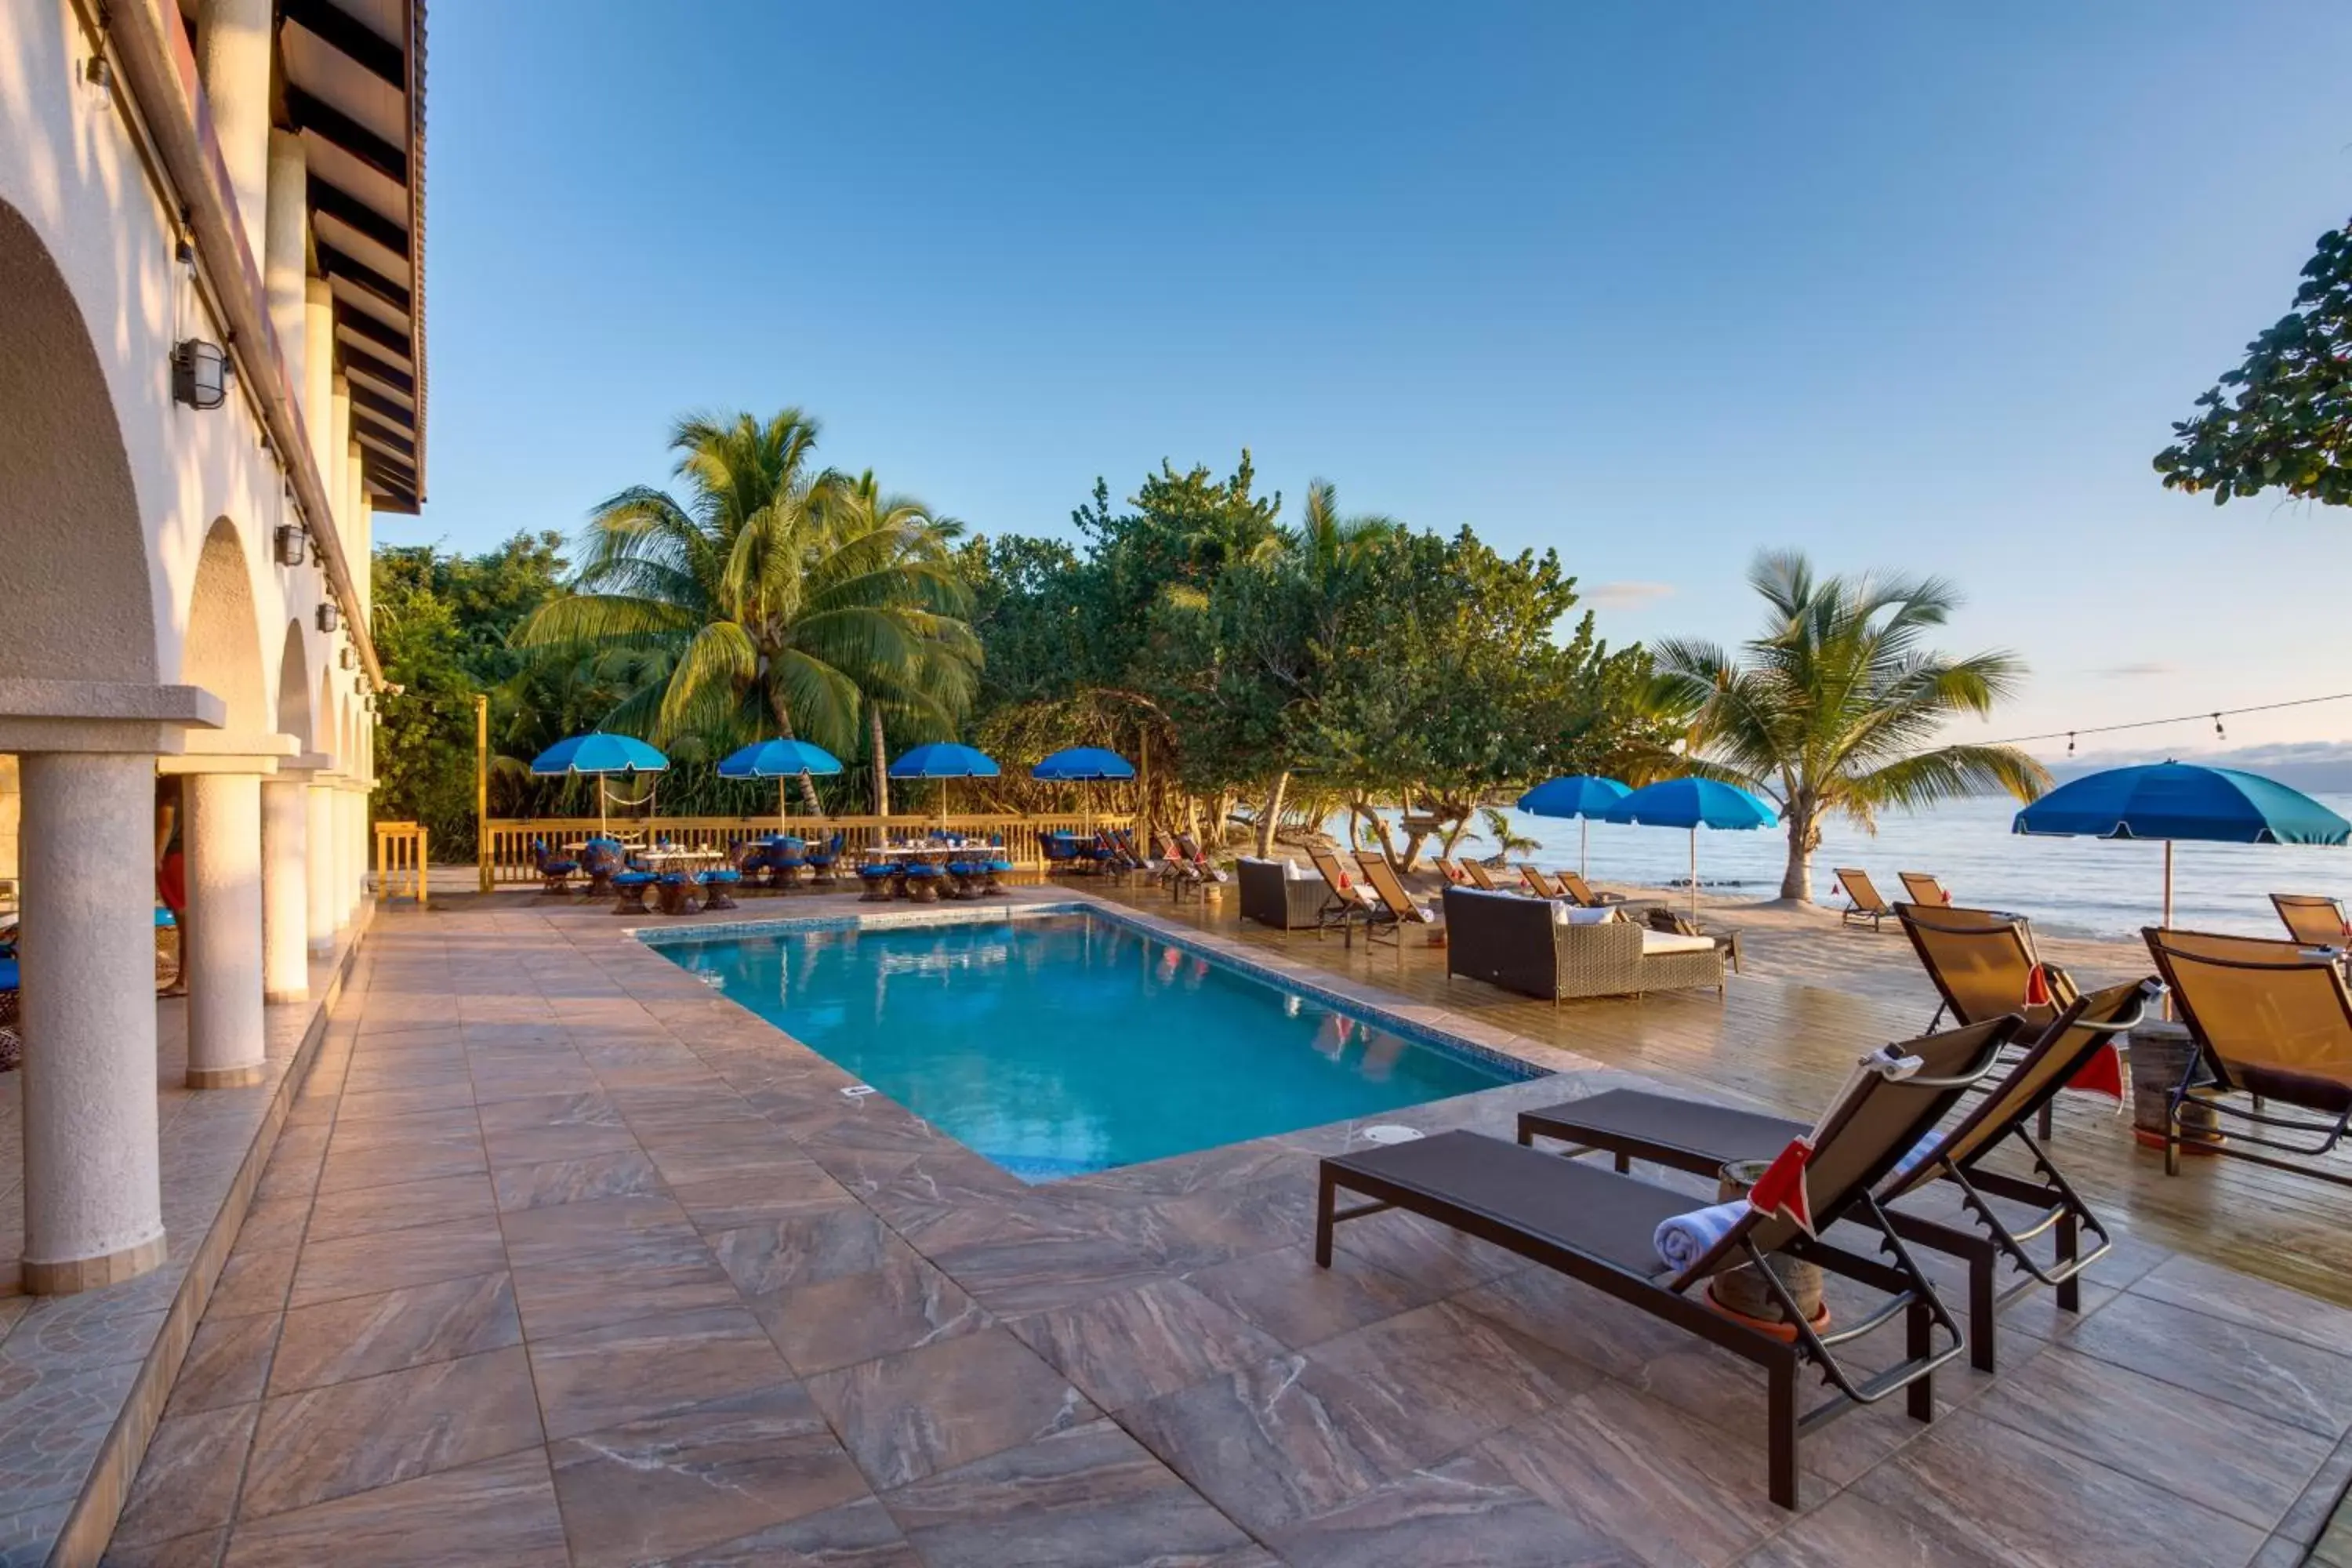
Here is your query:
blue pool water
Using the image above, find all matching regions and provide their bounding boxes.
[652,909,1531,1181]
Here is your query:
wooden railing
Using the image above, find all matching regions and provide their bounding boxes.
[374,821,429,906]
[477,814,1136,887]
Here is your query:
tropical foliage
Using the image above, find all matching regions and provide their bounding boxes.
[2154,220,2352,506]
[515,412,977,811]
[1653,551,2049,900]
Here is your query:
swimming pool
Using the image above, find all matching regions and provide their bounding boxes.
[649,906,1536,1181]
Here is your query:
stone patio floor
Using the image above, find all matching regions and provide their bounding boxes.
[100,887,2352,1566]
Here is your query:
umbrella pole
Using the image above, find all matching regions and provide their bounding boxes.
[598,776,608,838]
[1581,818,1589,882]
[778,778,786,836]
[2163,839,2174,928]
[1690,826,1699,924]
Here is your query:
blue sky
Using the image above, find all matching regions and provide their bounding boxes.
[416,2,2352,760]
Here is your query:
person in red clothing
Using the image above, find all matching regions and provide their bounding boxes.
[154,775,185,996]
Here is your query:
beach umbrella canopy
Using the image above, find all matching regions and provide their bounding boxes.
[1030,746,1135,782]
[2013,761,2349,924]
[717,739,844,779]
[1604,778,1779,920]
[1516,775,1630,880]
[720,739,846,832]
[529,732,669,777]
[888,742,1000,779]
[528,732,669,836]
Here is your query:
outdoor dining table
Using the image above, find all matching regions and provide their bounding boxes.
[637,848,724,914]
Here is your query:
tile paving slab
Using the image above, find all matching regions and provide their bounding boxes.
[80,894,2352,1565]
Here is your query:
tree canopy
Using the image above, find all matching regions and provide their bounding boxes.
[2154,220,2352,506]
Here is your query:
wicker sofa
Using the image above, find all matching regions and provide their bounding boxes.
[1443,887,1724,1000]
[1238,856,1334,931]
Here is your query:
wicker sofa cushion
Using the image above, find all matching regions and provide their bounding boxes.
[1553,905,1620,927]
[1641,930,1717,956]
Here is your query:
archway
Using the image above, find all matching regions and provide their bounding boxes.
[0,201,159,683]
[180,519,267,731]
[276,623,314,752]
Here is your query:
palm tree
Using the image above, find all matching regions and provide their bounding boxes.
[517,411,976,813]
[1654,550,2049,902]
[816,472,981,815]
[1251,481,1405,856]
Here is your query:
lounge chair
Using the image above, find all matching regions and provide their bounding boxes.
[1319,1017,2018,1507]
[1520,865,1570,900]
[1516,980,2158,1372]
[2271,893,2350,947]
[1834,868,1896,931]
[1356,855,1440,947]
[1898,871,1952,908]
[1460,859,1509,894]
[1647,906,1743,975]
[1896,901,2079,1135]
[2143,927,2352,1187]
[1306,847,1384,944]
[1556,870,1624,909]
[1433,857,1474,888]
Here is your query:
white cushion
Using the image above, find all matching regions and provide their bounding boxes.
[1551,904,1619,927]
[1282,859,1319,881]
[1641,930,1717,956]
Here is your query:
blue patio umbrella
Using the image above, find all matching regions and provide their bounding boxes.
[890,742,1000,823]
[2013,761,2350,926]
[1515,775,1630,880]
[529,731,669,835]
[1033,746,1136,834]
[719,739,845,830]
[1604,777,1779,920]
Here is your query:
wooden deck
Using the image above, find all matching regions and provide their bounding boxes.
[1087,878,2352,1313]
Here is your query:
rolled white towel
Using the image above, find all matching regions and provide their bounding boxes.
[1653,1199,1748,1274]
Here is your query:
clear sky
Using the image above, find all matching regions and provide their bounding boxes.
[414,2,2352,764]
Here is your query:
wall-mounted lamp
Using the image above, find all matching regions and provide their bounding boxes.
[171,339,230,409]
[316,602,339,633]
[82,56,111,101]
[339,647,355,670]
[274,524,307,567]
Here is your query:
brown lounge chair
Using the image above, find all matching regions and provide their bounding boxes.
[1319,1017,2018,1506]
[1459,859,1510,894]
[1834,868,1896,931]
[1515,979,2158,1372]
[1306,847,1382,945]
[1433,857,1474,888]
[2143,927,2352,1187]
[1556,870,1625,909]
[2271,893,2351,947]
[1896,901,2080,1136]
[1356,855,1439,948]
[1519,865,1570,900]
[1898,870,1952,907]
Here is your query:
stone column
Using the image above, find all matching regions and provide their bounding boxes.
[17,753,165,1293]
[332,785,355,932]
[260,776,309,1003]
[303,279,336,485]
[183,771,267,1088]
[306,779,337,956]
[263,132,309,401]
[195,0,274,264]
[331,378,351,532]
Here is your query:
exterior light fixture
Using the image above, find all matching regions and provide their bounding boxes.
[83,56,111,101]
[317,602,339,633]
[274,524,307,567]
[339,647,355,670]
[170,339,230,409]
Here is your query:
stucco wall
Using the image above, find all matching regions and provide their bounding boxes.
[0,0,362,775]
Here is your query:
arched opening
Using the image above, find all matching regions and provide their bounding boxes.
[0,201,160,684]
[276,623,314,752]
[180,520,267,733]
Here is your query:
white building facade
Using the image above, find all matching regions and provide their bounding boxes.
[0,0,424,1291]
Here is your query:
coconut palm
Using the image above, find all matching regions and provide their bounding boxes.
[517,411,977,812]
[816,471,981,815]
[1654,550,2049,902]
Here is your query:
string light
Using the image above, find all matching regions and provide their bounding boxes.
[1974,690,2352,750]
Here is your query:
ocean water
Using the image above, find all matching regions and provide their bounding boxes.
[1356,793,2352,942]
[653,910,1523,1181]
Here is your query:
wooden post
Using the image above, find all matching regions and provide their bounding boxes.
[474,693,491,892]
